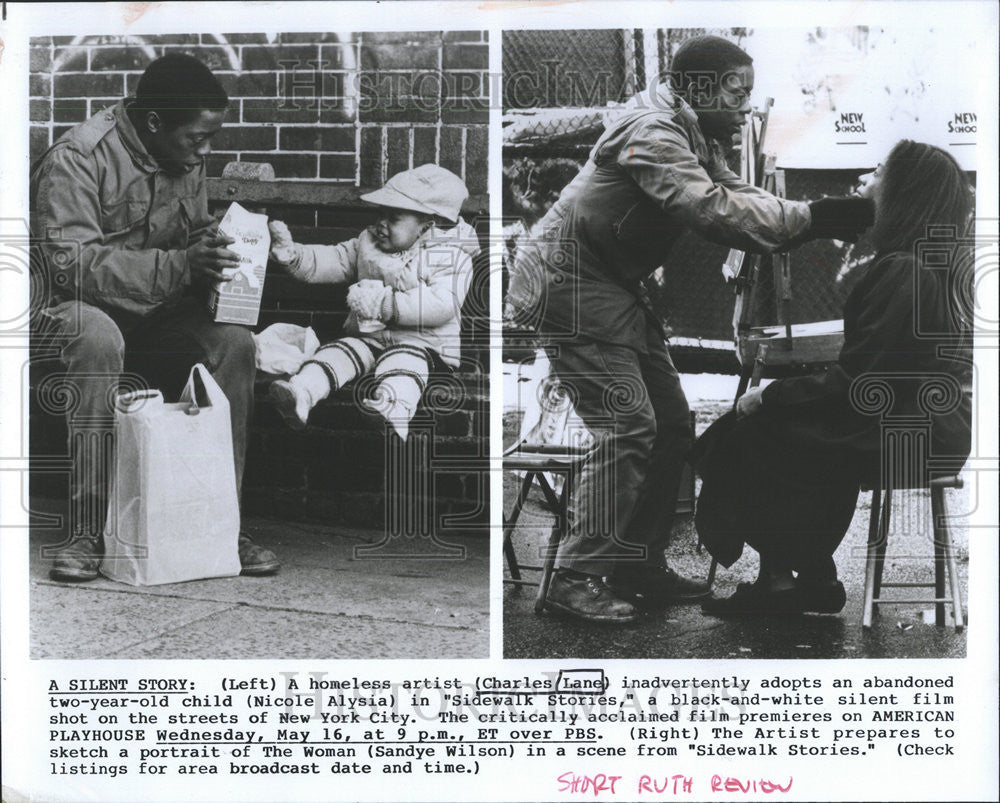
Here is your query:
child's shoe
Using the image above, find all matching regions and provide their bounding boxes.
[363,396,414,441]
[269,378,312,429]
[269,363,332,429]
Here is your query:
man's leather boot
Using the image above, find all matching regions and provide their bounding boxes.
[49,530,103,582]
[238,533,281,576]
[545,569,638,623]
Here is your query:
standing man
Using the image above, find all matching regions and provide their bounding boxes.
[32,53,280,581]
[506,35,872,623]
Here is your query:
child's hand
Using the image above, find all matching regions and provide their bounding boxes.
[347,280,393,322]
[736,385,764,419]
[268,220,300,268]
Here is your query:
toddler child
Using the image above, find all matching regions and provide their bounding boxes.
[267,164,478,440]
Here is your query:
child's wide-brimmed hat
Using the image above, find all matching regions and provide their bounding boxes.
[361,163,469,223]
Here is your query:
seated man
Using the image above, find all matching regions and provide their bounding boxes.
[32,53,279,581]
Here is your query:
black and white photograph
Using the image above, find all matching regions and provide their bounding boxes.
[502,26,988,659]
[25,29,491,659]
[1,2,997,803]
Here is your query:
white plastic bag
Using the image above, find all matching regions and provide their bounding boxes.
[253,322,320,376]
[100,364,241,585]
[515,353,594,496]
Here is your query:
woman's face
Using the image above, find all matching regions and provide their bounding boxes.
[856,163,883,202]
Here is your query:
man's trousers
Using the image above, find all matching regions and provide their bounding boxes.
[546,323,693,577]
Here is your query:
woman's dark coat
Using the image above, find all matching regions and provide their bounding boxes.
[693,252,973,568]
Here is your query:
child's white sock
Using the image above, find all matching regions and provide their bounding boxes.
[363,395,415,441]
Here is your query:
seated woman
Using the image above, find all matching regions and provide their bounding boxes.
[693,139,973,615]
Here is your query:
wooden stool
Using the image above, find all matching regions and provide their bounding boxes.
[502,442,589,614]
[862,475,965,631]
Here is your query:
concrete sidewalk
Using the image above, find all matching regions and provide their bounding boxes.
[503,473,969,659]
[502,388,970,660]
[31,503,489,660]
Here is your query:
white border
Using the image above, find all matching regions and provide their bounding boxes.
[2,3,998,801]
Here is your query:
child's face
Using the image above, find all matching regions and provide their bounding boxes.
[372,207,431,252]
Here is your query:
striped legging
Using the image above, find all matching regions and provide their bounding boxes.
[303,337,432,418]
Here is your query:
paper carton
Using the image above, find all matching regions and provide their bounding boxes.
[208,202,270,326]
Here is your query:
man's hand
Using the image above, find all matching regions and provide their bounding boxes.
[187,230,241,285]
[806,196,875,243]
[735,385,764,419]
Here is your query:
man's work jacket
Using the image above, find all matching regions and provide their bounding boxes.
[506,85,812,350]
[31,101,214,322]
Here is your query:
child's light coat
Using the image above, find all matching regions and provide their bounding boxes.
[288,220,479,367]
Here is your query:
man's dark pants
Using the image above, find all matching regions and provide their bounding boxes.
[39,296,255,536]
[546,322,693,578]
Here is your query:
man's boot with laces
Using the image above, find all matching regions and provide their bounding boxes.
[49,530,104,582]
[545,569,638,623]
[238,533,281,576]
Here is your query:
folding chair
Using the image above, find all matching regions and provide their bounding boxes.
[850,368,968,631]
[502,441,589,613]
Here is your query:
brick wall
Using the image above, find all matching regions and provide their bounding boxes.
[29,31,489,207]
[30,29,491,359]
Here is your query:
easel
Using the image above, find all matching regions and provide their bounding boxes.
[705,100,845,588]
[724,98,845,403]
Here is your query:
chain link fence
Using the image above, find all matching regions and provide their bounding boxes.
[502,28,752,148]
